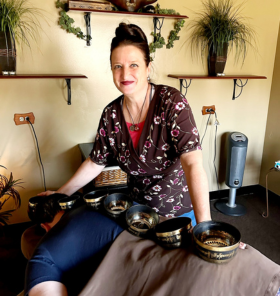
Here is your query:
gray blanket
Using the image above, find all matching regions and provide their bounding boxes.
[80,231,280,296]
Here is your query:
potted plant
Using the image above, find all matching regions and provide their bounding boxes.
[0,165,23,226]
[0,0,42,75]
[188,0,256,76]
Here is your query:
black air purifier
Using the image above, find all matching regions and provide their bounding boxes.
[215,132,248,216]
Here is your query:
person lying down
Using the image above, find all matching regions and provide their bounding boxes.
[25,194,124,296]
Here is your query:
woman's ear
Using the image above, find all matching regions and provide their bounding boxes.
[40,223,51,233]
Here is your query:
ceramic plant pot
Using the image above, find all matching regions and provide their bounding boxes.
[109,0,157,12]
[208,43,228,76]
[0,31,16,75]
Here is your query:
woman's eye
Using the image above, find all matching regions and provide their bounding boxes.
[114,65,121,69]
[131,64,138,68]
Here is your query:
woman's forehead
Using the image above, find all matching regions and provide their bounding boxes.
[111,45,146,62]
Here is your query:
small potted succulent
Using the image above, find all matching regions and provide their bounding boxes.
[188,0,256,76]
[0,165,23,226]
[0,0,42,75]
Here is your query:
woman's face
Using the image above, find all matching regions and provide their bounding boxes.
[111,45,151,97]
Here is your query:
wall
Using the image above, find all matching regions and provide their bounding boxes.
[1,0,280,224]
[259,22,280,195]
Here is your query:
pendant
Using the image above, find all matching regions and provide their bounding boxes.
[130,125,135,131]
[134,125,140,131]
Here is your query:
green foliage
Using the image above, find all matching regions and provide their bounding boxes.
[0,167,24,225]
[56,0,91,41]
[0,0,42,48]
[188,0,256,64]
[149,4,184,58]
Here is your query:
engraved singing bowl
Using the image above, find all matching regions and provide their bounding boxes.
[58,195,80,210]
[83,189,108,210]
[28,196,44,223]
[126,205,159,237]
[109,0,157,12]
[193,221,241,264]
[104,193,133,217]
[155,217,192,249]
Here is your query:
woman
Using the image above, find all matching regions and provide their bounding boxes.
[40,23,211,225]
[25,23,211,296]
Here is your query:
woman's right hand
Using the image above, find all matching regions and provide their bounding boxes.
[37,190,56,197]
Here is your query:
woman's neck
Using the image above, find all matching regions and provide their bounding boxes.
[124,83,150,109]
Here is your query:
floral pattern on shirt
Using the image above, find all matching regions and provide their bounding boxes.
[90,84,201,217]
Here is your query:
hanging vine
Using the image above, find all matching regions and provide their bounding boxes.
[55,0,91,41]
[55,1,184,58]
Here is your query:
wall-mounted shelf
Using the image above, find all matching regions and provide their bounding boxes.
[68,8,188,46]
[0,74,88,105]
[168,75,267,100]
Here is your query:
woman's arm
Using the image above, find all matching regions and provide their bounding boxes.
[38,157,105,196]
[180,150,211,223]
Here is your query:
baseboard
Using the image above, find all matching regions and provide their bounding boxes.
[209,184,280,201]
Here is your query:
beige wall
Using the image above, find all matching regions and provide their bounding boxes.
[1,0,280,224]
[260,22,280,195]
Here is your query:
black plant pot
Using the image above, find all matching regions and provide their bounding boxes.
[0,31,16,74]
[208,43,228,76]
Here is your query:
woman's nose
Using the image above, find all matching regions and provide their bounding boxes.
[121,67,129,80]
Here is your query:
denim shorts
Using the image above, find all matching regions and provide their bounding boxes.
[178,210,197,227]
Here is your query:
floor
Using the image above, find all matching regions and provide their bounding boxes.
[0,192,279,296]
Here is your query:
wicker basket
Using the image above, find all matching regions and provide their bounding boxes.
[95,166,127,187]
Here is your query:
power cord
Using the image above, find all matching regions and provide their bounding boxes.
[26,116,47,191]
[200,113,212,145]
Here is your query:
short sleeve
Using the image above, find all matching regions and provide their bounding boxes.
[89,108,113,166]
[167,90,201,155]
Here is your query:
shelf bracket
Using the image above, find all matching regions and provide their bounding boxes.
[232,79,248,100]
[84,12,92,46]
[65,79,72,105]
[153,17,165,43]
[180,79,192,97]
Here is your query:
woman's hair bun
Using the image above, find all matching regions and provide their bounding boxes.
[115,23,147,43]
[110,22,151,67]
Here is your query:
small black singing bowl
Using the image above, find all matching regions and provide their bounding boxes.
[126,205,159,237]
[103,193,133,217]
[28,196,44,223]
[58,195,80,210]
[155,217,192,249]
[193,220,241,264]
[83,190,108,210]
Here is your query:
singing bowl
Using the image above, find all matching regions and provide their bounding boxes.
[83,190,108,209]
[193,221,241,264]
[58,195,80,210]
[126,205,159,237]
[109,0,157,12]
[103,193,133,217]
[155,217,192,249]
[28,196,44,223]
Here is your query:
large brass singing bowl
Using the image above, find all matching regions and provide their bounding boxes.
[155,217,192,249]
[193,220,241,264]
[109,0,157,12]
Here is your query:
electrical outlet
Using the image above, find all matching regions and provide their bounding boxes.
[14,112,35,125]
[202,105,215,115]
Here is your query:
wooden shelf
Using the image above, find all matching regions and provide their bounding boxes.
[68,8,188,19]
[0,74,88,105]
[168,74,267,100]
[68,8,188,46]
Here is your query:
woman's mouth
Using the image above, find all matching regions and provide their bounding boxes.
[121,81,134,86]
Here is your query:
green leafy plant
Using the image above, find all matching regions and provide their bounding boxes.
[0,166,23,225]
[188,0,256,64]
[56,0,91,41]
[149,4,185,59]
[0,0,42,49]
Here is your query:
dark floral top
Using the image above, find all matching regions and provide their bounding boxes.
[90,84,201,217]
